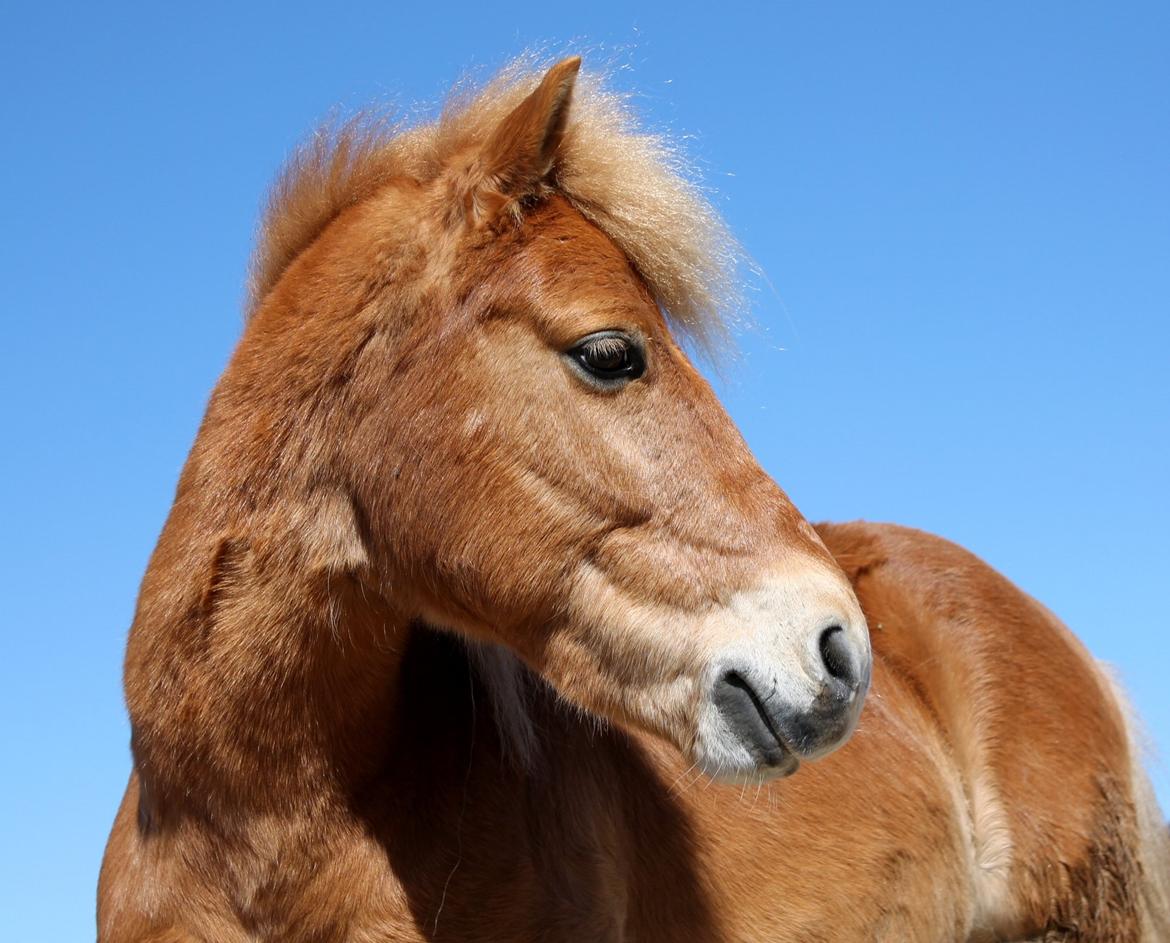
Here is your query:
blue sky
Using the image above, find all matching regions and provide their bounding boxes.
[2,2,1167,935]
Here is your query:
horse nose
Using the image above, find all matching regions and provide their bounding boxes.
[709,613,870,773]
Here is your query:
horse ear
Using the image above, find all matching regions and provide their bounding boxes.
[462,56,581,225]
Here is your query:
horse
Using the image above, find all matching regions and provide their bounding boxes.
[98,56,1169,942]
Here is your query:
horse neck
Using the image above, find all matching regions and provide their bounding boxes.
[121,482,718,932]
[125,493,418,824]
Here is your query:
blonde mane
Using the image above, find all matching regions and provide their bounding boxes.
[246,56,743,354]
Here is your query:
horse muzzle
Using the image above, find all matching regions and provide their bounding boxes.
[692,575,871,783]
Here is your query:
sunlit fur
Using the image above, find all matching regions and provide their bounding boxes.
[99,57,1168,941]
[246,54,743,355]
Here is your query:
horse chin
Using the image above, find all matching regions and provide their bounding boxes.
[691,725,803,785]
[697,748,802,786]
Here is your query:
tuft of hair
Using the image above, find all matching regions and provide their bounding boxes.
[246,54,745,357]
[465,639,540,769]
[1099,664,1170,941]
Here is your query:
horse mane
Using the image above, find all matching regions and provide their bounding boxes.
[246,55,744,355]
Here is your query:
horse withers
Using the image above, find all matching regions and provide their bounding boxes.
[99,57,1169,941]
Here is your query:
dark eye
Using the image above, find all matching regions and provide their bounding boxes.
[568,331,646,384]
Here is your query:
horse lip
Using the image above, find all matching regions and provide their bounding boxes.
[766,751,801,777]
[713,670,802,772]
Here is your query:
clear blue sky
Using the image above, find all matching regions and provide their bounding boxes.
[2,2,1167,936]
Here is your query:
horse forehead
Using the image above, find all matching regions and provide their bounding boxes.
[513,198,654,306]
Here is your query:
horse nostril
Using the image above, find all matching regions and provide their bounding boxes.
[818,625,856,687]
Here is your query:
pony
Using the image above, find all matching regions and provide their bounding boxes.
[99,56,1169,941]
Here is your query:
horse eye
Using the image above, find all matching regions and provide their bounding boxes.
[569,332,645,384]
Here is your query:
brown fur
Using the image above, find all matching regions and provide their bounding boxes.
[99,58,1167,941]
